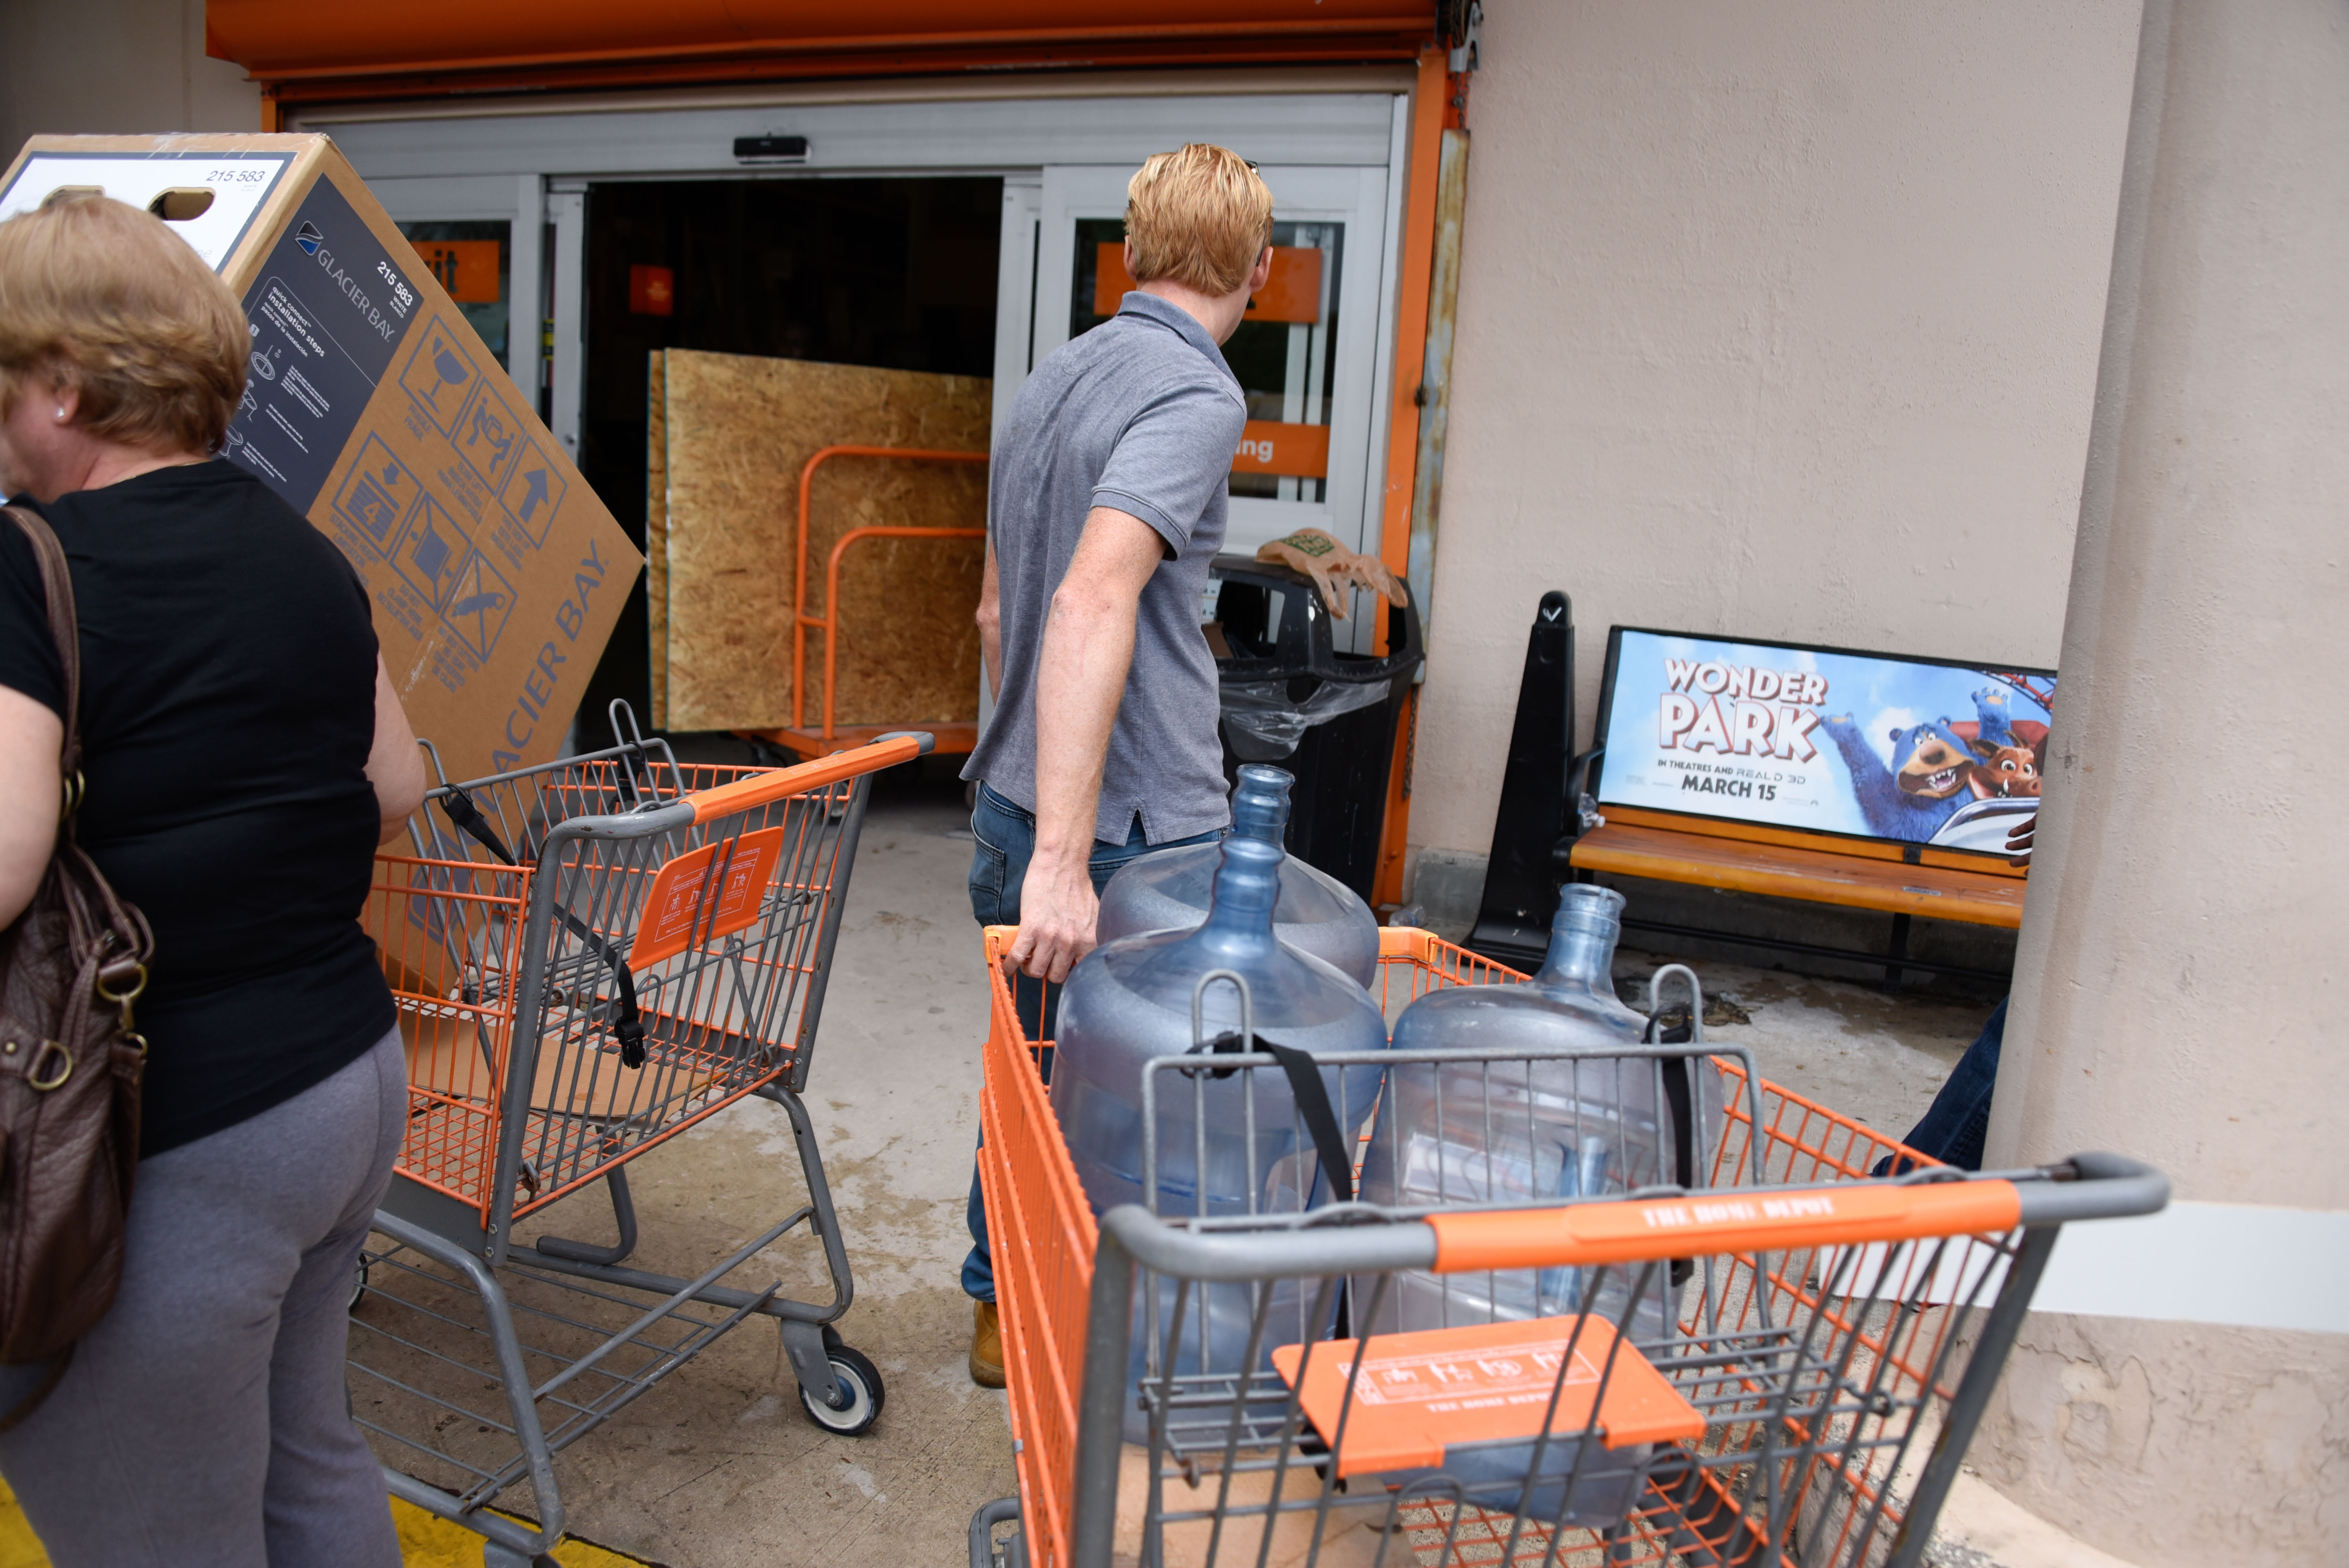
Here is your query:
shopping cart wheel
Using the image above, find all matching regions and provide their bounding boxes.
[797,1344,885,1436]
[349,1253,370,1312]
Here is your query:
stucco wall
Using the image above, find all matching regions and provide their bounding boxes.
[1408,0,2142,872]
[0,0,260,157]
[1977,0,2349,1558]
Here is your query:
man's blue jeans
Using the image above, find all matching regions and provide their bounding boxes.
[1884,996,2007,1174]
[963,784,1222,1302]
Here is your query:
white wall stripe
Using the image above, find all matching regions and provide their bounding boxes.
[2032,1200,2349,1335]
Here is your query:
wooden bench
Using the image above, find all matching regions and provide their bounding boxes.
[1466,609,2048,990]
[1568,807,2026,989]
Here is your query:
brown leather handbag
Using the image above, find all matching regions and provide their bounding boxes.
[0,505,152,1421]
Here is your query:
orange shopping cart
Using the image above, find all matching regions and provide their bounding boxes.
[970,926,2167,1568]
[353,704,926,1565]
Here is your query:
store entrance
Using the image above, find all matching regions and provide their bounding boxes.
[575,176,1003,731]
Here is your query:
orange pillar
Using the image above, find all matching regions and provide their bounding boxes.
[1371,45,1459,909]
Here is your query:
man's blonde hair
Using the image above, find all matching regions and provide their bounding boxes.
[0,192,249,454]
[1124,144,1274,297]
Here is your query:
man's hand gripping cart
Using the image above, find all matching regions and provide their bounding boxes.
[969,927,2169,1568]
[355,707,928,1565]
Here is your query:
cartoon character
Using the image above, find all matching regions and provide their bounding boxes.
[1968,743,2041,798]
[1821,714,1980,840]
[1963,685,2044,799]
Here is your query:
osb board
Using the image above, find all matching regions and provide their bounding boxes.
[647,350,669,728]
[661,349,989,732]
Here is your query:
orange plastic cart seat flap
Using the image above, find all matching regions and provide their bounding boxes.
[1270,1315,1706,1478]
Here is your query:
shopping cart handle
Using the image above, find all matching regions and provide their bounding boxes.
[1098,1205,1439,1281]
[684,733,929,825]
[1095,1153,2167,1284]
[2010,1151,2170,1226]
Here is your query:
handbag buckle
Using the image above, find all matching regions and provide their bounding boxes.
[27,1041,71,1092]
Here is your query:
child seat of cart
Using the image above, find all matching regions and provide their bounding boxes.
[1565,626,2030,989]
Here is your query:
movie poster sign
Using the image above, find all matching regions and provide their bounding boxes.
[1592,629,2056,856]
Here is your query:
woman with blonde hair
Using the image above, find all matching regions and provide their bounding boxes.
[0,192,418,1566]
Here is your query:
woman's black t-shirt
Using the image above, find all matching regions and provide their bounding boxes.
[0,460,395,1157]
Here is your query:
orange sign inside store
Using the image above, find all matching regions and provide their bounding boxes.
[1093,243,1322,323]
[408,238,500,303]
[1232,420,1329,478]
[1269,1315,1705,1478]
[627,826,785,967]
[630,263,676,316]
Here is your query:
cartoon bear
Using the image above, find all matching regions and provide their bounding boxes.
[1821,713,1979,840]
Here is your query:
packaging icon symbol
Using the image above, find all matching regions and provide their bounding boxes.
[399,319,479,434]
[457,381,524,489]
[393,493,469,608]
[442,548,516,660]
[332,435,421,552]
[498,435,566,545]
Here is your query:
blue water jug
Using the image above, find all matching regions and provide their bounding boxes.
[1351,884,1720,1525]
[1094,764,1381,988]
[1051,834,1390,1441]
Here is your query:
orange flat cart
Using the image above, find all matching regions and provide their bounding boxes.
[737,442,988,762]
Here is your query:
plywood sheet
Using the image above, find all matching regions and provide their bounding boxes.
[661,350,989,732]
[646,350,669,728]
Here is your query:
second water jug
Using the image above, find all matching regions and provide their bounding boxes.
[1349,884,1722,1524]
[1094,765,1381,987]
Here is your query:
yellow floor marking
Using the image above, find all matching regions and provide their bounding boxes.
[0,1479,43,1568]
[0,1477,654,1566]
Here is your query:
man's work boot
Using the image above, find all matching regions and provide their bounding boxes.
[970,1300,1007,1388]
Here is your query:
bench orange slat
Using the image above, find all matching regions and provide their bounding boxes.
[1596,805,2028,880]
[1568,821,2024,928]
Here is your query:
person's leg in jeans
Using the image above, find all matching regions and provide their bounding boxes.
[964,785,1221,1326]
[0,1028,406,1568]
[1879,996,2008,1174]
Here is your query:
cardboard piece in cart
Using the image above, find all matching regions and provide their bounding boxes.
[1268,1315,1704,1478]
[0,134,641,787]
[397,1003,724,1123]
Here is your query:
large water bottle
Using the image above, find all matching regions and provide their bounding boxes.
[1351,884,1720,1525]
[1051,834,1390,1441]
[1094,764,1381,987]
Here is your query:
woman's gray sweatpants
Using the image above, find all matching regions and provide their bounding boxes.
[0,1026,406,1568]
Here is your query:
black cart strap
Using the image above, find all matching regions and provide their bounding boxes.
[439,787,648,1068]
[1189,1032,1355,1206]
[1643,1011,1699,1192]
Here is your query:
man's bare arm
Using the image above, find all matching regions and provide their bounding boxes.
[1007,507,1167,982]
[977,536,1003,702]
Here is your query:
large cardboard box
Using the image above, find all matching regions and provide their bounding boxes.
[0,135,641,785]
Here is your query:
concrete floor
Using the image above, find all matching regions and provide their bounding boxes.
[355,767,2050,1567]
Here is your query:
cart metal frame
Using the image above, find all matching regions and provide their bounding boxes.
[352,706,927,1564]
[968,927,2167,1568]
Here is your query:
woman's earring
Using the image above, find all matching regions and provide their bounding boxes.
[53,408,65,421]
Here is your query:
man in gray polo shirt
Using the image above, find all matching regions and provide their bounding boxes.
[958,144,1274,1385]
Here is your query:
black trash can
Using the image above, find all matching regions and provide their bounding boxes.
[1206,554,1424,900]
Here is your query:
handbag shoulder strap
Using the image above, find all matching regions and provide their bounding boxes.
[3,504,81,793]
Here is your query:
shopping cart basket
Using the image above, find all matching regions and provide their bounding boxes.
[970,926,2167,1568]
[353,704,927,1565]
